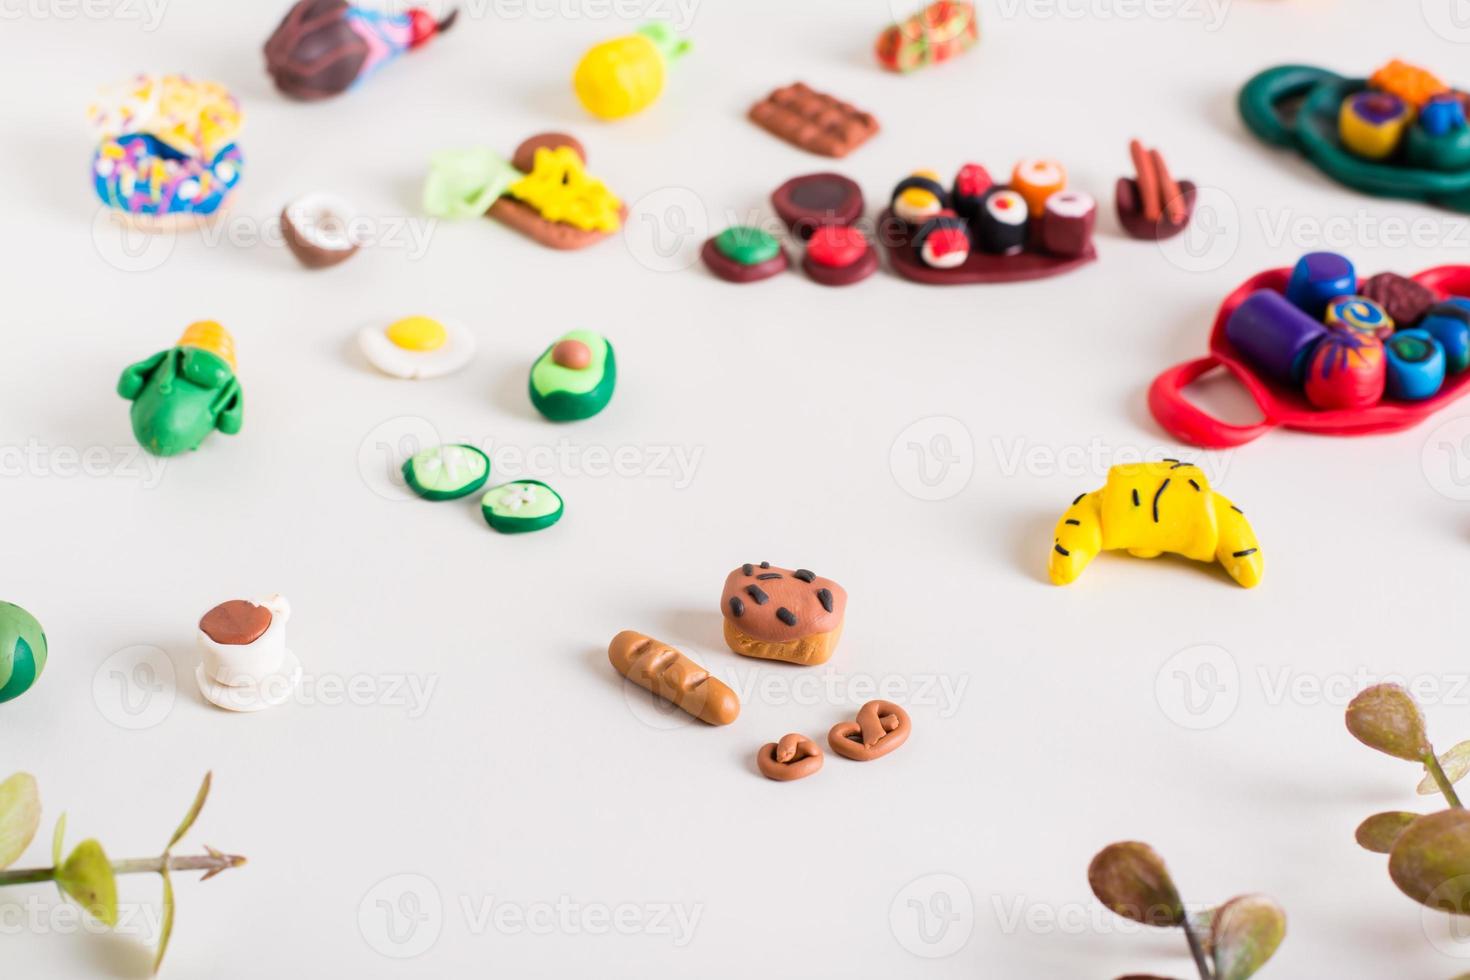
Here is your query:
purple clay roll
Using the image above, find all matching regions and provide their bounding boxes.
[1040,190,1096,258]
[1285,252,1356,318]
[1226,289,1330,384]
[977,188,1028,255]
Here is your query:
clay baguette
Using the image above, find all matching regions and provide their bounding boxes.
[608,630,740,726]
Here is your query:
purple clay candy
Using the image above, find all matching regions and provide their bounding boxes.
[1285,252,1356,319]
[1041,190,1096,259]
[1226,289,1330,384]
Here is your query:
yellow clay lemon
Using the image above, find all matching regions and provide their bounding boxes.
[573,23,690,121]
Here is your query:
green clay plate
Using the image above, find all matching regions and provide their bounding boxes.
[716,226,780,266]
[481,480,563,533]
[1239,64,1470,212]
[529,331,617,422]
[403,444,490,501]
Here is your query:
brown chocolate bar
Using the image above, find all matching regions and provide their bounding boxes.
[748,82,879,158]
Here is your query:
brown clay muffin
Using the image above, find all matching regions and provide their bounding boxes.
[720,562,846,665]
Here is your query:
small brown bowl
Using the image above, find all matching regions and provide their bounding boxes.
[1115,178,1197,241]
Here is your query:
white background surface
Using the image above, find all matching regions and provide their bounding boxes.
[4,0,1470,976]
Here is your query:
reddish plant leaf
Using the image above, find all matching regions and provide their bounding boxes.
[1389,809,1470,915]
[1346,685,1430,762]
[1088,842,1184,927]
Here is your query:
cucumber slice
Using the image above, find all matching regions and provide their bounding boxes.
[402,444,490,501]
[481,480,563,533]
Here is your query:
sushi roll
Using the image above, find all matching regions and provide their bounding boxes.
[1384,329,1447,401]
[914,210,971,269]
[1010,158,1066,217]
[1325,295,1395,339]
[976,188,1028,255]
[890,170,948,225]
[950,163,993,222]
[1040,189,1096,258]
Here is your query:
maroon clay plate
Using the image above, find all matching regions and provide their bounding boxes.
[772,173,865,240]
[876,210,1097,285]
[700,237,790,283]
[802,244,879,286]
[1116,179,1197,241]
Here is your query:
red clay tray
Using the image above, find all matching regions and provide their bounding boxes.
[875,208,1097,285]
[1149,265,1470,447]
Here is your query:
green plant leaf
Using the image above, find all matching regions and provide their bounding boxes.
[1210,894,1286,980]
[56,839,118,926]
[1389,809,1470,915]
[1419,741,1470,796]
[0,773,40,870]
[166,772,211,853]
[51,812,65,866]
[1088,842,1184,927]
[1357,812,1421,854]
[1346,684,1431,762]
[153,867,175,975]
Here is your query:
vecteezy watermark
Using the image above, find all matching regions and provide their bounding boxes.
[359,874,444,959]
[1421,874,1470,960]
[991,438,1234,484]
[1422,416,1470,501]
[0,440,168,488]
[358,417,705,503]
[1155,643,1470,731]
[0,895,165,938]
[93,645,178,731]
[458,0,700,29]
[623,186,710,273]
[890,874,974,958]
[1422,0,1470,43]
[891,416,975,501]
[991,895,1205,935]
[1155,644,1240,731]
[991,0,1231,31]
[1256,208,1470,253]
[93,643,439,729]
[1157,184,1242,274]
[0,0,167,30]
[620,665,969,731]
[91,207,437,274]
[357,874,703,958]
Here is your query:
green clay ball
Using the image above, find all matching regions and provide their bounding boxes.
[402,444,490,501]
[0,602,46,704]
[481,480,564,533]
[1406,124,1470,173]
[715,226,780,266]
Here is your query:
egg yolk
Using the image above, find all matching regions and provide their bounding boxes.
[385,316,447,352]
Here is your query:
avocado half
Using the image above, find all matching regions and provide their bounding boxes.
[402,444,490,501]
[481,480,564,533]
[528,331,616,421]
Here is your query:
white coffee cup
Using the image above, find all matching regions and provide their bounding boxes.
[197,594,292,687]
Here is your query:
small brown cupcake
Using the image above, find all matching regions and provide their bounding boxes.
[720,562,846,666]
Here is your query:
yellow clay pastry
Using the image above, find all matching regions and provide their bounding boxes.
[1049,461,1263,588]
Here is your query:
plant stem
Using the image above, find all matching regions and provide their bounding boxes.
[0,850,245,888]
[1424,750,1464,809]
[1182,913,1213,980]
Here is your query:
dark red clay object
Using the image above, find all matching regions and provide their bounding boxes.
[771,173,865,240]
[1116,178,1198,241]
[803,226,878,286]
[700,237,790,283]
[877,210,1095,285]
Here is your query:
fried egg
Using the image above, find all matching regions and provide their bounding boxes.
[359,316,476,380]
